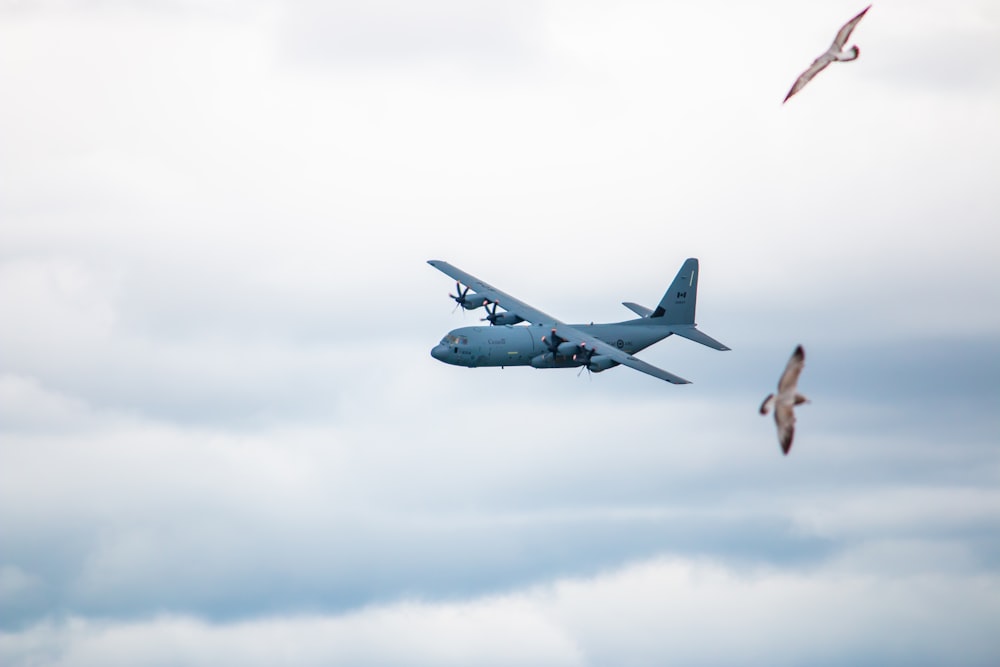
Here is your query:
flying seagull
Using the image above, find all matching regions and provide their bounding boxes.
[760,345,809,455]
[783,5,871,103]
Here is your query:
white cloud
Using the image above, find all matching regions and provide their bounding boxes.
[1,386,995,630]
[279,0,543,68]
[2,556,998,667]
[0,375,103,433]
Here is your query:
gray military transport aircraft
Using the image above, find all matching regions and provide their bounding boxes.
[429,258,729,384]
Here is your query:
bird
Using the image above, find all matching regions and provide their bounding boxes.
[760,345,809,455]
[783,5,871,103]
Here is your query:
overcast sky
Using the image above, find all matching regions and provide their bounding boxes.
[2,0,999,665]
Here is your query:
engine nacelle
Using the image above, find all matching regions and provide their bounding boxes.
[557,341,580,356]
[490,312,524,326]
[587,355,618,373]
[530,353,556,369]
[459,296,488,310]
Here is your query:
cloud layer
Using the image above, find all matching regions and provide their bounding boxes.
[2,1,999,665]
[4,556,999,667]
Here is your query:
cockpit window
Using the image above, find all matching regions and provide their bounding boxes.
[442,335,468,345]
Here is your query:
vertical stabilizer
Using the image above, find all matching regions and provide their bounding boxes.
[651,258,698,325]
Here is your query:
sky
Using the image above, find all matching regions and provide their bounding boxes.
[1,0,999,665]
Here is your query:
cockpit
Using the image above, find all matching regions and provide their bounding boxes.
[432,333,469,363]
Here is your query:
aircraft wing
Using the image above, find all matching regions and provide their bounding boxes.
[427,260,562,325]
[552,324,692,385]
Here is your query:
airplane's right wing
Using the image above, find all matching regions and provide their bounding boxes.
[427,260,562,326]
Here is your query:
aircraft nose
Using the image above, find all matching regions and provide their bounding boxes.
[431,344,448,361]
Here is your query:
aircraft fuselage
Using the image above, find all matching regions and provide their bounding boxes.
[430,322,673,371]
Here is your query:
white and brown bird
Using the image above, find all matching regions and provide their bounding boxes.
[783,5,871,103]
[760,345,809,455]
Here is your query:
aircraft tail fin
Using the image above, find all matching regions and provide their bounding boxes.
[650,258,730,351]
[651,258,698,324]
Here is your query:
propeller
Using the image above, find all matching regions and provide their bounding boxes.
[450,282,473,312]
[574,343,596,378]
[481,300,501,325]
[540,328,562,357]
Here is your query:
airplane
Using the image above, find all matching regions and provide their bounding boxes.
[428,258,730,384]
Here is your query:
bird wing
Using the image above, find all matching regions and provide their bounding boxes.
[775,403,796,455]
[783,54,834,103]
[777,345,805,393]
[832,4,871,49]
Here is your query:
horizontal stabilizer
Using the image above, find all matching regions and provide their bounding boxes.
[671,326,731,351]
[622,302,653,318]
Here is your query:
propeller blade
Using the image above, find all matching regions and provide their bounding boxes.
[481,300,499,324]
[450,282,473,313]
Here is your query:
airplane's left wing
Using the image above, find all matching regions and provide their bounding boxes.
[552,324,691,384]
[428,260,562,325]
